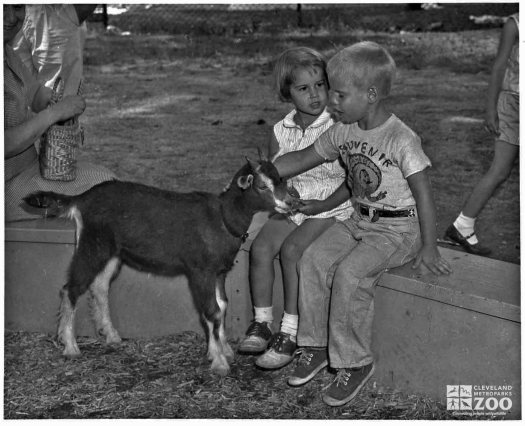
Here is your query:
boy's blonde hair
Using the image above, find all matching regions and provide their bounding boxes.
[327,41,396,97]
[273,46,328,102]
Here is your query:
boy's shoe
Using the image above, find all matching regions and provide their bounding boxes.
[237,321,272,354]
[255,331,297,369]
[287,347,328,386]
[444,224,491,256]
[322,363,375,407]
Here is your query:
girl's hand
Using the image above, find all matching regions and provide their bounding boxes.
[412,244,452,275]
[49,95,86,123]
[295,199,325,216]
[484,106,499,136]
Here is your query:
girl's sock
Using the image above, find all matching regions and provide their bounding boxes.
[280,312,298,341]
[454,212,479,244]
[254,306,273,328]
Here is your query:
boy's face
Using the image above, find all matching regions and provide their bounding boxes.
[289,66,328,120]
[327,74,369,124]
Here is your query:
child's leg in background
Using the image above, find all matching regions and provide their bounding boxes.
[461,140,518,219]
[449,92,518,253]
[238,214,297,353]
[255,217,336,369]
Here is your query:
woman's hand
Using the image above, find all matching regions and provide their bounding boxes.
[48,95,86,123]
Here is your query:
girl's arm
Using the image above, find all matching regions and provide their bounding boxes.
[273,143,325,178]
[485,17,519,135]
[5,95,86,158]
[407,169,451,275]
[296,181,351,216]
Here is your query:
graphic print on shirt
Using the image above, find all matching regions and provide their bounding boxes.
[339,141,391,203]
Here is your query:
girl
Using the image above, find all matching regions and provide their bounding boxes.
[238,47,353,369]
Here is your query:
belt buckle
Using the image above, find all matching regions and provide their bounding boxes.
[408,208,416,217]
[369,207,379,222]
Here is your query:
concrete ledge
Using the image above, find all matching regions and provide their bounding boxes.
[4,215,521,418]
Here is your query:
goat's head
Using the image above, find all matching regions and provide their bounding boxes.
[225,157,299,214]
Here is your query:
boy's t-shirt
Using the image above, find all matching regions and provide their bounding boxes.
[314,114,431,210]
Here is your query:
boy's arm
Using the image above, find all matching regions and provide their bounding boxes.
[273,143,325,178]
[407,169,452,275]
[296,181,351,216]
[485,17,518,135]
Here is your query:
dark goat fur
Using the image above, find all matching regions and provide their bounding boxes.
[24,158,295,376]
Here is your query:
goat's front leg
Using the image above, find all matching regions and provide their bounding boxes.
[215,275,234,363]
[89,258,122,344]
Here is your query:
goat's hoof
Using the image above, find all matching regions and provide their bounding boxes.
[62,348,81,358]
[106,335,122,345]
[211,364,230,377]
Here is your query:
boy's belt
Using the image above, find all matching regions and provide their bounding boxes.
[359,203,416,222]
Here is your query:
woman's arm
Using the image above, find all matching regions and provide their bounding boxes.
[5,95,86,158]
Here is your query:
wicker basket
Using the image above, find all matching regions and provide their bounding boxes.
[39,77,84,181]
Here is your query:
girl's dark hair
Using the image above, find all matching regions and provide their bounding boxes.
[273,47,328,102]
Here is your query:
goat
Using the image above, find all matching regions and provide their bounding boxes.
[24,158,296,376]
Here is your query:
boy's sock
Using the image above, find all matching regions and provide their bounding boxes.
[280,312,298,342]
[454,212,479,244]
[254,306,273,329]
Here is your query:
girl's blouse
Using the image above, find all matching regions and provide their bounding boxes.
[273,109,353,225]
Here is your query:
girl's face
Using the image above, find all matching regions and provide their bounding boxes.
[327,73,369,125]
[289,66,328,124]
[3,5,25,44]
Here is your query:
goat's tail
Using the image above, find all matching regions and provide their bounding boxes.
[23,191,75,217]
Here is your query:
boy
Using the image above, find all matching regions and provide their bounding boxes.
[273,41,451,406]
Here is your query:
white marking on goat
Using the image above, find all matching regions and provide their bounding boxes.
[89,258,122,344]
[58,289,80,357]
[215,286,234,362]
[65,206,83,248]
[205,316,230,376]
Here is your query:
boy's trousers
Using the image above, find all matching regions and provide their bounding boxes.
[297,211,421,368]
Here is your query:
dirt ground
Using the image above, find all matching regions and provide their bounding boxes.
[79,29,519,264]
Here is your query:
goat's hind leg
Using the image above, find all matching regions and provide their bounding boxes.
[58,286,81,357]
[89,257,122,344]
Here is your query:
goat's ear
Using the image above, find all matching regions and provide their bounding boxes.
[245,156,261,172]
[237,174,254,190]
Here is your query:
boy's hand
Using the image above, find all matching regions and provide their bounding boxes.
[412,244,452,275]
